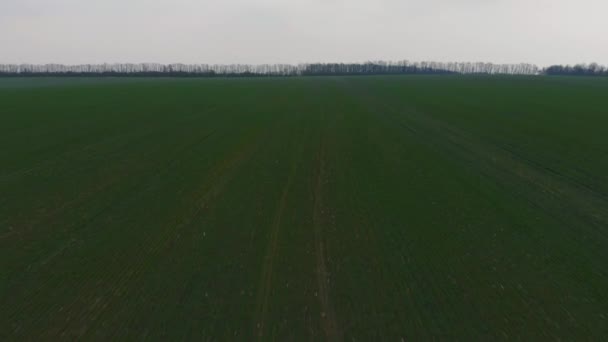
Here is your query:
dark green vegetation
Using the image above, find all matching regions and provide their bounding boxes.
[1,76,607,340]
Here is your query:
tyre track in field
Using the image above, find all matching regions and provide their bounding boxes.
[254,162,295,340]
[253,111,310,339]
[312,137,343,341]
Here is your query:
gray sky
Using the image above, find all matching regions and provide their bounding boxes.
[1,0,606,66]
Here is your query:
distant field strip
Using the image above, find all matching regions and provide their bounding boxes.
[1,76,607,340]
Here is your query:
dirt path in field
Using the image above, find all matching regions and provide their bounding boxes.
[312,140,342,341]
[254,165,295,339]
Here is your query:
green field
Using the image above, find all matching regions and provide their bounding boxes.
[1,76,607,340]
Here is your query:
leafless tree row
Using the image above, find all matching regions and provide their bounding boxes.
[0,63,303,76]
[302,61,539,75]
[0,61,543,76]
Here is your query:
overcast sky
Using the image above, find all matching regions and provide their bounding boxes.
[1,0,606,66]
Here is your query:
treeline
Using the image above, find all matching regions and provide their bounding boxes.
[0,63,301,77]
[0,61,540,77]
[544,63,608,76]
[1,61,606,77]
[302,61,540,75]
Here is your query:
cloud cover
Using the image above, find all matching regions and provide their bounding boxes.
[1,0,606,65]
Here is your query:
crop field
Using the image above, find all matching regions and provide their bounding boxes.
[1,76,607,340]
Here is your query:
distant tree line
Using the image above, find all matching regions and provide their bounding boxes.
[2,61,607,77]
[0,63,301,77]
[0,61,542,77]
[544,63,608,76]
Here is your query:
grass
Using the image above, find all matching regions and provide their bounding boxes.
[1,75,607,340]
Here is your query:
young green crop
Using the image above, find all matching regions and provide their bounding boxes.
[1,76,607,340]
